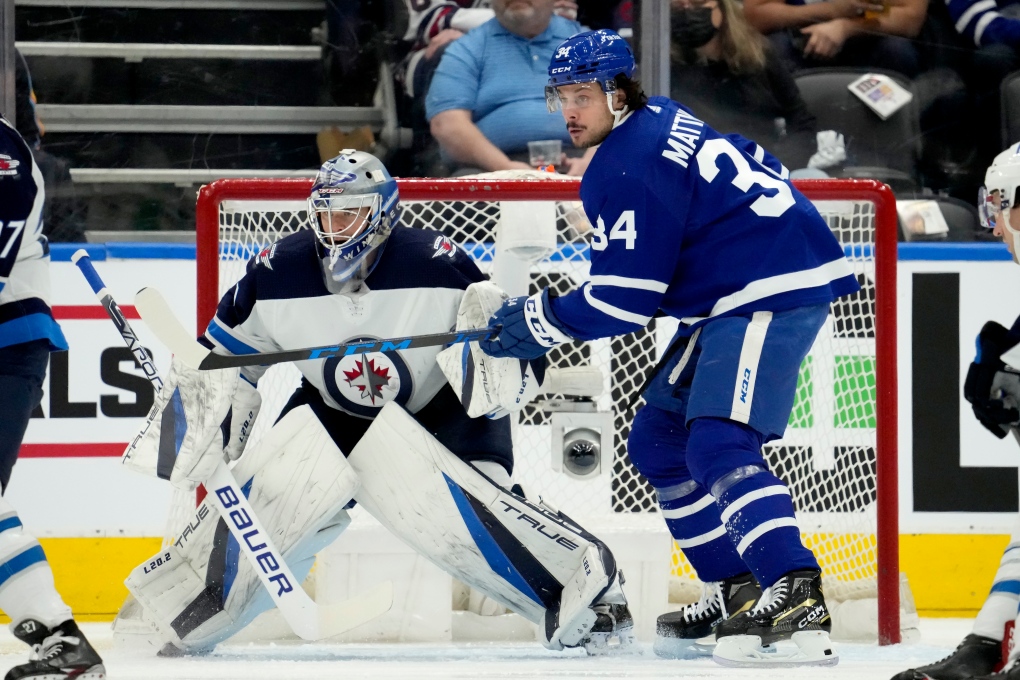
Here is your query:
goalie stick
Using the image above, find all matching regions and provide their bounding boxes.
[134,286,498,370]
[71,249,392,641]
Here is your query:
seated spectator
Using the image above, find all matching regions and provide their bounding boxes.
[669,0,824,170]
[946,0,1020,167]
[426,0,587,174]
[743,0,927,77]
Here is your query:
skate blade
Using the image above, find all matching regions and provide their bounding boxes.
[652,634,715,660]
[584,624,638,656]
[26,665,106,680]
[713,631,839,668]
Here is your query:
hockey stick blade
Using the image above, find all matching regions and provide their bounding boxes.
[316,579,394,638]
[135,286,499,370]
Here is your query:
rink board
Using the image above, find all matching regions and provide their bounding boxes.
[6,242,1020,620]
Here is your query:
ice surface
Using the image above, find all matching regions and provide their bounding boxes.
[0,618,974,680]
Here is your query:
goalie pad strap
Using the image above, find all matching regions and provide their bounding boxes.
[348,403,618,637]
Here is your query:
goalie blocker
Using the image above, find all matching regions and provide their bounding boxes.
[349,402,632,652]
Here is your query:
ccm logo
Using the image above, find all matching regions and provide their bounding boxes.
[739,368,752,403]
[215,486,294,596]
[550,66,571,74]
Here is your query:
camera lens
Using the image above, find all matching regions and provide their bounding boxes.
[563,427,600,477]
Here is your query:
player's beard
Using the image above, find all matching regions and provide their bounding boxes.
[567,119,613,149]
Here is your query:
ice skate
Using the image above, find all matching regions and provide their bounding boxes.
[712,568,838,667]
[582,602,636,655]
[889,634,1002,680]
[653,572,760,659]
[970,656,1020,680]
[5,619,106,680]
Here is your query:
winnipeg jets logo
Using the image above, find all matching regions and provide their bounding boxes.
[432,235,456,259]
[322,339,413,417]
[556,47,571,58]
[256,244,276,270]
[0,154,20,177]
[342,357,391,404]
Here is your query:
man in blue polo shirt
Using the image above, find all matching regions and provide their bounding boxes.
[426,0,583,173]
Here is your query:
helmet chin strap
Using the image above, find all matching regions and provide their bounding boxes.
[1006,216,1020,261]
[606,92,629,128]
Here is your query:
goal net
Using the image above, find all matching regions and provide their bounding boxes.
[193,173,901,644]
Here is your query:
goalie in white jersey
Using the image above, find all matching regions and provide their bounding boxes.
[124,150,633,656]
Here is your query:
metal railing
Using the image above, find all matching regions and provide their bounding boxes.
[16,41,320,61]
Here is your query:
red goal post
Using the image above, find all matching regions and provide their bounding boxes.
[195,176,900,645]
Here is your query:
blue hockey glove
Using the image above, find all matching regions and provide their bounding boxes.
[479,289,572,360]
[964,321,1020,439]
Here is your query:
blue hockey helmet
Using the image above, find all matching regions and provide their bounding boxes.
[308,150,400,293]
[546,29,635,113]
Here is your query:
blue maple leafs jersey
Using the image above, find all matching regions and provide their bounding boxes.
[204,227,484,419]
[0,116,66,351]
[549,96,860,340]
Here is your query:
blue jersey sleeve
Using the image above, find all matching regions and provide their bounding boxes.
[947,0,1020,46]
[548,172,687,340]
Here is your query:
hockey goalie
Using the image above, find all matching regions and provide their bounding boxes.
[120,150,633,656]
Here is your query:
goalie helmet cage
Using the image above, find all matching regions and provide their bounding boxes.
[195,176,900,645]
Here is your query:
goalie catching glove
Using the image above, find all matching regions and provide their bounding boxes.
[123,355,262,486]
[965,320,1020,441]
[438,281,547,418]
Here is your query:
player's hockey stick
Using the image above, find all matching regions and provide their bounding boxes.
[72,250,392,641]
[134,286,499,370]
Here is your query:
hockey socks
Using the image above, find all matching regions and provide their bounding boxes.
[656,481,747,582]
[0,500,72,632]
[973,534,1020,641]
[714,469,819,588]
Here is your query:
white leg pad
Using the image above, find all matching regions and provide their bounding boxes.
[347,402,621,648]
[126,405,357,652]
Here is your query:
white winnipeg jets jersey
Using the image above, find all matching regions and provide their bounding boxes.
[203,227,481,419]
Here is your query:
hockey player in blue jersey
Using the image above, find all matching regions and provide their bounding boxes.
[123,149,634,656]
[476,29,860,667]
[0,117,105,680]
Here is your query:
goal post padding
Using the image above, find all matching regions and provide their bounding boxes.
[194,176,900,645]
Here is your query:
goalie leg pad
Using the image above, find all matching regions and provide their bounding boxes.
[126,405,357,652]
[348,402,621,648]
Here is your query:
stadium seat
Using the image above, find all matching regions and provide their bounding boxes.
[1000,70,1020,149]
[898,193,989,241]
[794,68,920,191]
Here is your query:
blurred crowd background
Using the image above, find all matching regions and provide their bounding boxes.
[5,0,1013,241]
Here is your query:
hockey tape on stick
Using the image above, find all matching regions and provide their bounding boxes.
[134,286,499,370]
[71,251,392,640]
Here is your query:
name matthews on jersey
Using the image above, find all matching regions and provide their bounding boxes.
[662,108,705,169]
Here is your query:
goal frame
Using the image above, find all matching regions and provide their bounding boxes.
[195,176,900,645]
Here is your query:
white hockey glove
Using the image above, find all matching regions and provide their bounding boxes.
[122,355,239,488]
[225,377,261,462]
[437,281,546,419]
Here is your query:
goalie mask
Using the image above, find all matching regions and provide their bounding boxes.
[308,150,400,294]
[546,29,635,126]
[981,143,1020,264]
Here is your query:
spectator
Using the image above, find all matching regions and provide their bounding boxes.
[426,0,586,174]
[669,0,823,170]
[945,0,1020,166]
[743,0,927,77]
[13,49,84,243]
[325,0,389,107]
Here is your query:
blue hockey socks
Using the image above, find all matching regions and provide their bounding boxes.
[657,480,749,582]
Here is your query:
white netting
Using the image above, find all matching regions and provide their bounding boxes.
[197,177,890,608]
